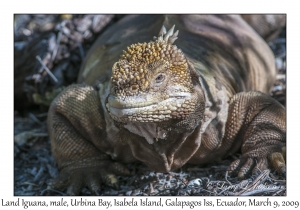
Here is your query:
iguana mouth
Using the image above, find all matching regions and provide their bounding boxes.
[107,94,187,109]
[106,93,195,123]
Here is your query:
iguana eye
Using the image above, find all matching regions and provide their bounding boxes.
[155,74,165,83]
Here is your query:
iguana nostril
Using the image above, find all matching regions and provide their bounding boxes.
[130,85,139,92]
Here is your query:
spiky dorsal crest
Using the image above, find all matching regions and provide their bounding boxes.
[153,25,179,44]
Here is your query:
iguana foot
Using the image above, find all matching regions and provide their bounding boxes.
[225,92,286,179]
[48,162,130,195]
[227,147,286,179]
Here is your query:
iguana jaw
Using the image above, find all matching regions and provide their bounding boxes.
[106,92,196,123]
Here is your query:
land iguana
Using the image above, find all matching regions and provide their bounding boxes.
[47,15,286,195]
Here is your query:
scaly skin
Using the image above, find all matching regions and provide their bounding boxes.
[47,15,286,195]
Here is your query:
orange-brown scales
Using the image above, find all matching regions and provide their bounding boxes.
[110,25,194,96]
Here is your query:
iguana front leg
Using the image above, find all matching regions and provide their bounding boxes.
[224,91,286,178]
[47,84,129,195]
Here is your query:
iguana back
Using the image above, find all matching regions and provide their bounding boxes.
[78,14,276,96]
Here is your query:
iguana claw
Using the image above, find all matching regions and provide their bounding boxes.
[227,148,286,179]
[48,161,129,195]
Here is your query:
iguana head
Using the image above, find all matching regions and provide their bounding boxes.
[106,25,203,125]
